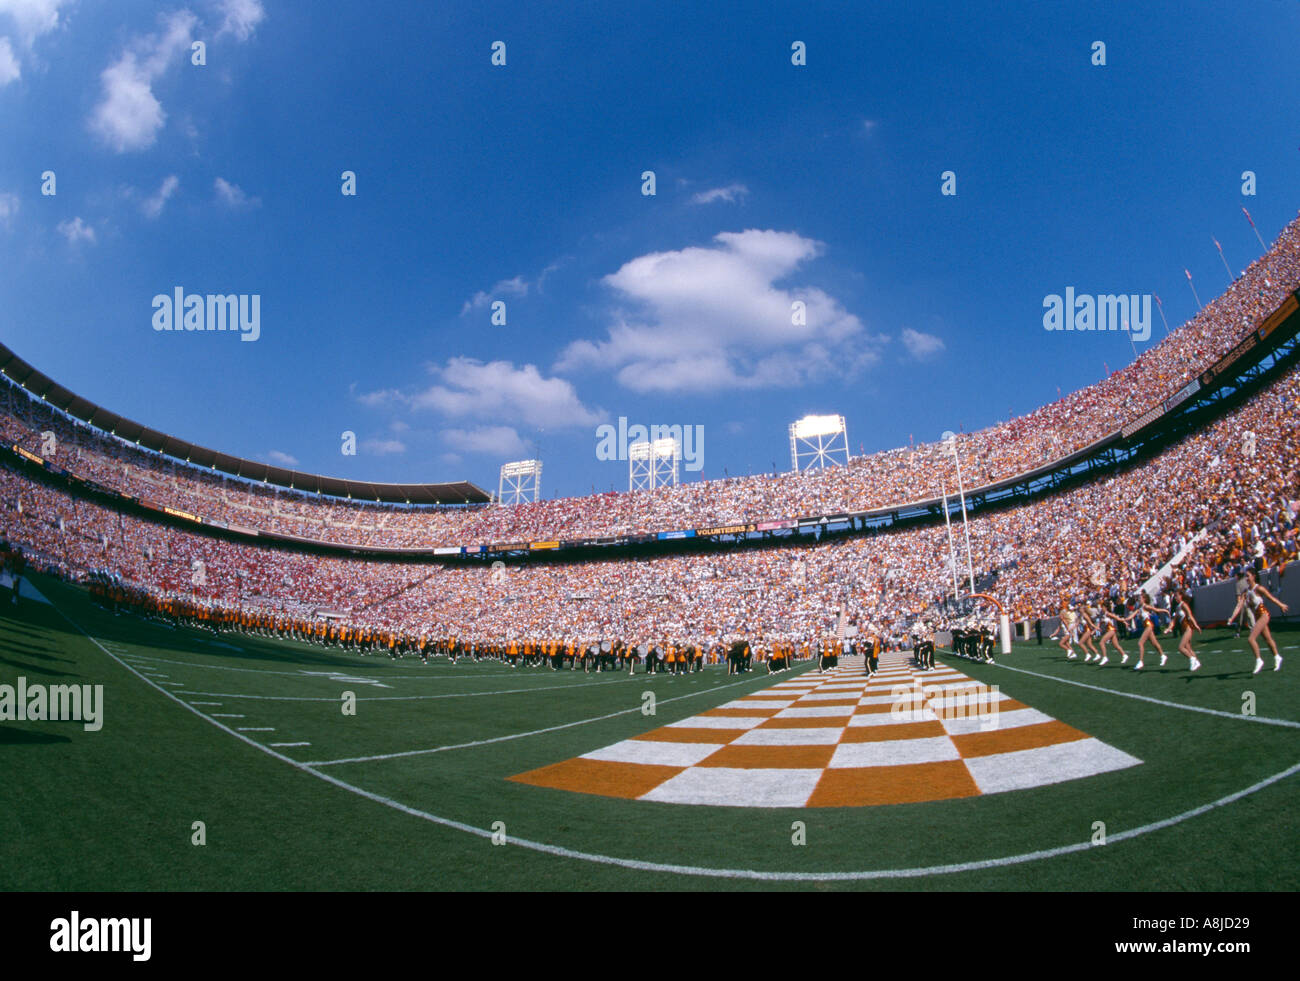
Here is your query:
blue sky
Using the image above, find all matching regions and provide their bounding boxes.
[1,0,1298,499]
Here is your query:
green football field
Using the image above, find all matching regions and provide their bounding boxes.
[3,572,1298,891]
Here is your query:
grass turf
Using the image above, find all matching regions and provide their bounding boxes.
[3,572,1297,891]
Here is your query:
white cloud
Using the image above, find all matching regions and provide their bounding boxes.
[362,358,602,429]
[360,438,406,456]
[690,183,748,206]
[556,229,881,393]
[0,190,18,227]
[460,274,528,315]
[215,0,263,41]
[266,449,299,466]
[411,359,602,428]
[862,119,878,134]
[89,10,196,152]
[356,386,402,408]
[141,174,179,218]
[0,36,19,85]
[213,176,259,208]
[56,215,94,244]
[901,328,945,360]
[0,0,72,46]
[440,425,527,458]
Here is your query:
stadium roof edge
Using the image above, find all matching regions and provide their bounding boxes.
[0,342,492,506]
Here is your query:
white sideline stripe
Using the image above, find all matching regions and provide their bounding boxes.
[966,738,1142,794]
[237,727,276,732]
[58,604,1295,881]
[188,701,222,706]
[169,677,644,702]
[210,713,245,718]
[582,739,724,767]
[269,742,310,747]
[993,662,1300,729]
[306,676,763,766]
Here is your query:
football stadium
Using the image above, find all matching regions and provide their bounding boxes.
[2,1,1298,938]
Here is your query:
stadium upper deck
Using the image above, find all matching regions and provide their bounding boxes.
[3,213,1299,553]
[3,352,1296,644]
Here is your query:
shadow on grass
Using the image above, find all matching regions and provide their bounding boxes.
[0,725,71,745]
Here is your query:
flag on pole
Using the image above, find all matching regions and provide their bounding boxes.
[1185,269,1203,310]
[1243,206,1267,251]
[1153,293,1171,334]
[1213,237,1233,280]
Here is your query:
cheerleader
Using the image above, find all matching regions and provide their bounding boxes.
[1076,600,1102,663]
[1054,601,1078,659]
[1131,593,1167,670]
[1227,571,1289,674]
[1097,597,1130,666]
[1172,589,1202,671]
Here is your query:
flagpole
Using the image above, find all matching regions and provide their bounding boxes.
[1124,318,1138,361]
[1213,237,1233,283]
[1185,269,1203,311]
[940,478,959,601]
[1154,294,1171,335]
[1243,207,1267,253]
[948,438,976,596]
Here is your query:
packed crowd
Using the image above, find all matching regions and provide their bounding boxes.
[3,353,1295,658]
[3,213,1299,549]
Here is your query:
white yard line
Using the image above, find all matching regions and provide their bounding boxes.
[305,677,764,767]
[991,662,1300,729]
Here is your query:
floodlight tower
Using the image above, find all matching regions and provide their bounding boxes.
[498,459,542,505]
[789,414,850,473]
[628,438,679,491]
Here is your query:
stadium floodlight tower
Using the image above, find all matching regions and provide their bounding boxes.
[628,438,679,491]
[498,459,542,505]
[789,413,850,473]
